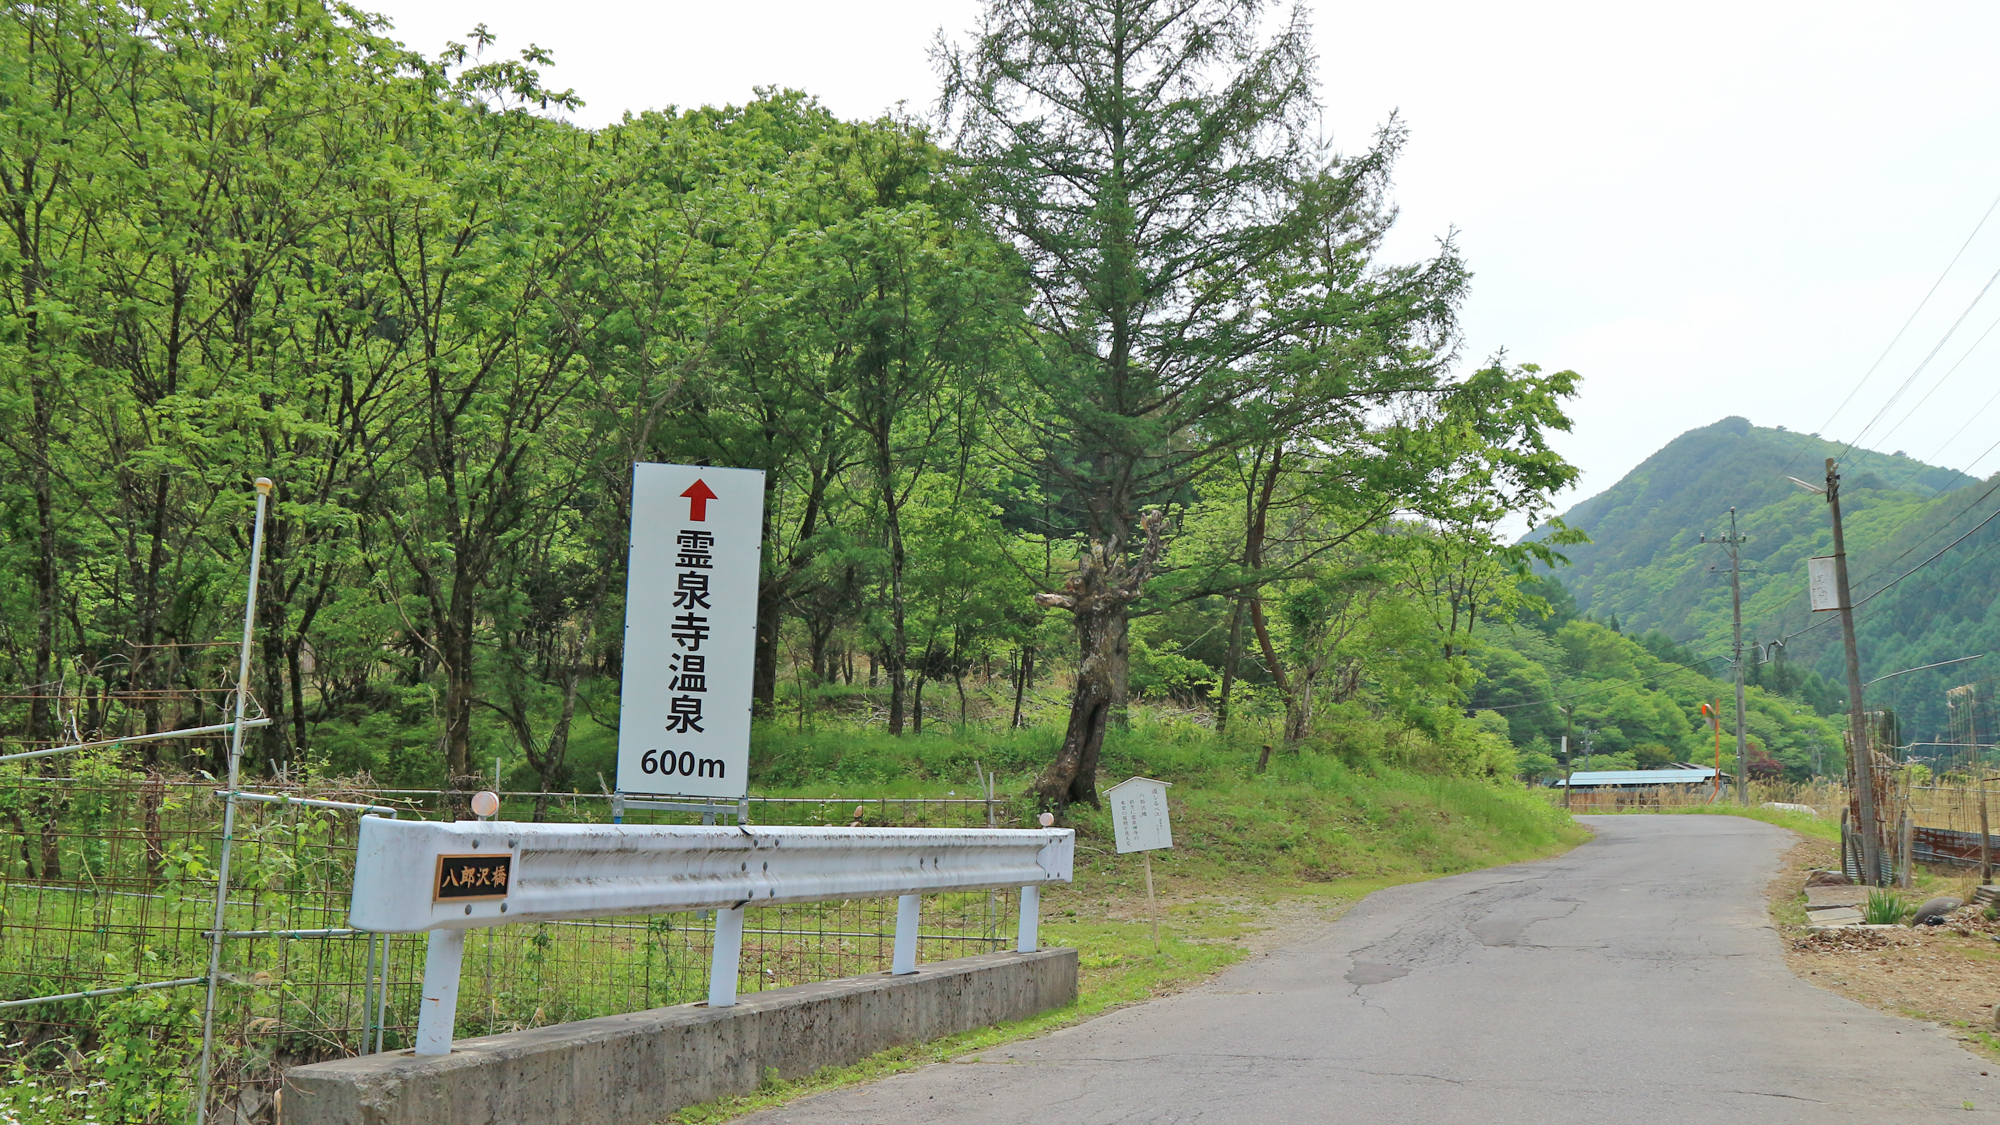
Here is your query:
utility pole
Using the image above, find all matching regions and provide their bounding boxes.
[1561,704,1574,810]
[1702,700,1722,800]
[1826,458,1883,886]
[1977,690,1993,884]
[1704,510,1751,806]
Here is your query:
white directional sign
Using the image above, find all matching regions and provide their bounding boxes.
[617,463,764,798]
[1106,776,1173,854]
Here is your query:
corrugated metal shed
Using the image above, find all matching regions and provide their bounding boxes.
[1552,768,1720,789]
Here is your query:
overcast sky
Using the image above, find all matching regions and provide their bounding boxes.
[364,0,2000,516]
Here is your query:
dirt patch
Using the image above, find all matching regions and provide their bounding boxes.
[1770,834,2000,1056]
[1225,893,1365,955]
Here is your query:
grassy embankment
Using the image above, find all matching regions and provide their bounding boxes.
[664,716,1587,1122]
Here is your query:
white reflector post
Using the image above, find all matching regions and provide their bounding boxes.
[892,894,921,975]
[1017,885,1041,953]
[413,929,465,1055]
[708,905,745,1008]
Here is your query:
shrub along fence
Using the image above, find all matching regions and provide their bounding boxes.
[0,771,1021,1125]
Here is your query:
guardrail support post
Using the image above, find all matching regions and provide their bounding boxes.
[892,894,921,974]
[413,928,465,1055]
[708,905,745,1007]
[1016,885,1040,953]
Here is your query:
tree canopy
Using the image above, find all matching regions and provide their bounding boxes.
[3,0,1802,815]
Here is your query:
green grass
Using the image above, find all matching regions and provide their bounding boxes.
[753,714,1586,885]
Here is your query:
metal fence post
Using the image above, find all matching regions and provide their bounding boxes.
[708,905,745,1007]
[1017,885,1040,953]
[413,929,466,1055]
[892,894,921,974]
[374,933,393,1054]
[361,932,379,1055]
[194,477,272,1124]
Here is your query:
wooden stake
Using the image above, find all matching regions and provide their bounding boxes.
[1981,770,1992,885]
[1143,850,1159,954]
[1898,811,1914,889]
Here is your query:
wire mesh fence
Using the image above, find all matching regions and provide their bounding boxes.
[0,769,1021,1124]
[1907,783,2000,834]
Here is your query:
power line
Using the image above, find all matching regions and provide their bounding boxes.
[1784,187,2000,475]
[1863,653,1983,688]
[1507,497,1993,716]
[1812,394,2000,609]
[1852,498,2000,608]
[1757,456,2000,649]
[1840,261,2000,460]
[1873,302,2000,453]
[1926,385,2000,473]
[1775,496,2000,648]
[1853,519,2000,621]
[1846,472,2000,593]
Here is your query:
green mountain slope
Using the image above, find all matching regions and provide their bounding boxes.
[1533,417,2000,746]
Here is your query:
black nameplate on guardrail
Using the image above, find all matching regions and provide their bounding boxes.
[434,854,512,901]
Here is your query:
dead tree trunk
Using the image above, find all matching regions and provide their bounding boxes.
[1032,511,1166,811]
[1010,645,1033,729]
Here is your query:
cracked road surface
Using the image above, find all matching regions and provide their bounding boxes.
[742,816,2000,1123]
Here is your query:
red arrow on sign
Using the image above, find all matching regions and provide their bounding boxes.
[681,478,718,521]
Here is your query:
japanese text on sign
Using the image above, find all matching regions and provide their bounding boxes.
[1107,777,1173,854]
[1807,555,1842,612]
[617,463,764,798]
[434,854,512,902]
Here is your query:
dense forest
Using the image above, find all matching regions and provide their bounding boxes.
[1,0,1850,810]
[1534,417,2000,749]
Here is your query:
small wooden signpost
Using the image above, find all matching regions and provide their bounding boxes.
[1106,776,1173,952]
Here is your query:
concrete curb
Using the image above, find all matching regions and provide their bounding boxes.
[284,947,1078,1125]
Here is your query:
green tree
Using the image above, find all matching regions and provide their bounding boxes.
[941,0,1469,807]
[366,35,609,793]
[771,117,1023,733]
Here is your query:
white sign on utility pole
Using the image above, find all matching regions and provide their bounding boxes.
[617,463,765,798]
[1807,555,1841,612]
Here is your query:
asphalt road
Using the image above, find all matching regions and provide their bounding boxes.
[744,815,2000,1123]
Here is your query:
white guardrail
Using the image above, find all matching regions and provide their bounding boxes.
[347,817,1076,1054]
